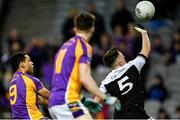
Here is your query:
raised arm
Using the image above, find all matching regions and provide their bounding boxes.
[134,25,151,58]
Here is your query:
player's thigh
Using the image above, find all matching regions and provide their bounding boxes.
[74,103,93,120]
[48,108,56,118]
[48,104,74,119]
[48,102,91,119]
[75,113,93,120]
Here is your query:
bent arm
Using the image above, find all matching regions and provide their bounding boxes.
[38,87,50,100]
[140,31,151,57]
[134,26,151,58]
[38,95,48,105]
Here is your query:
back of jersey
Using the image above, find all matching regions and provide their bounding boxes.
[9,72,28,118]
[9,72,43,119]
[49,35,92,106]
[100,55,147,110]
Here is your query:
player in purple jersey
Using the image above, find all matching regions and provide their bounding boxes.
[48,12,121,119]
[9,52,50,119]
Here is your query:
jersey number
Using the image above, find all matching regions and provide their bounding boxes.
[9,84,17,105]
[55,48,67,73]
[117,76,133,95]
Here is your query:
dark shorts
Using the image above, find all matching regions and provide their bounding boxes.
[114,106,150,119]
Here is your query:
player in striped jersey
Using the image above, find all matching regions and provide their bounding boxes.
[48,12,120,119]
[9,52,50,119]
[94,25,152,119]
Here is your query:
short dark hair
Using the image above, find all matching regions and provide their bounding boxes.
[103,48,119,68]
[9,52,27,72]
[74,12,95,31]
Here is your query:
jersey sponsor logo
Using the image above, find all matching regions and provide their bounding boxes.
[111,68,125,80]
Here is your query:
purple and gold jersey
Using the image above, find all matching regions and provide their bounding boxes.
[9,72,44,119]
[49,35,92,107]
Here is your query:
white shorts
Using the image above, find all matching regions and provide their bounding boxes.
[48,102,89,119]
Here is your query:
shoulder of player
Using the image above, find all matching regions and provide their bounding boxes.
[78,37,92,50]
[102,63,132,85]
[22,74,41,82]
[10,74,22,82]
[127,60,135,66]
[128,55,146,69]
[75,38,92,56]
[129,55,146,63]
[62,39,76,48]
[62,37,91,51]
[126,58,143,69]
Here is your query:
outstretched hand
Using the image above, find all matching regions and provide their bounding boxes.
[133,24,147,33]
[81,97,103,113]
[105,96,121,111]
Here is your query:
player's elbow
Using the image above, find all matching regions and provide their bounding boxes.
[38,96,48,105]
[146,45,151,56]
[39,88,50,100]
[45,90,50,99]
[80,76,89,86]
[140,50,149,58]
[149,44,151,52]
[80,75,92,89]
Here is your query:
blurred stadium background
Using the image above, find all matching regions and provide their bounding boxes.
[0,0,180,119]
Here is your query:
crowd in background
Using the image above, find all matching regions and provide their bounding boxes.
[0,0,180,119]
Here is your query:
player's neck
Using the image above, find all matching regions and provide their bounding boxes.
[112,63,126,70]
[76,32,91,42]
[112,65,120,70]
[17,68,26,75]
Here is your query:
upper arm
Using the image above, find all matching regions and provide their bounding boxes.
[130,54,147,72]
[79,42,92,81]
[31,77,44,92]
[79,63,90,82]
[139,32,151,58]
[38,87,50,99]
[139,50,149,58]
[31,77,50,99]
[38,95,48,105]
[79,44,91,64]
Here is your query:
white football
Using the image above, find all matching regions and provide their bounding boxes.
[135,1,155,20]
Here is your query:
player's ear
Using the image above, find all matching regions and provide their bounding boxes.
[91,27,95,33]
[73,27,76,33]
[19,61,25,68]
[117,57,124,66]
